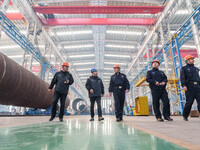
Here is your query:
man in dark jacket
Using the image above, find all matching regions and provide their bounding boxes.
[180,55,200,121]
[146,60,173,122]
[48,62,74,122]
[109,64,130,122]
[85,68,104,121]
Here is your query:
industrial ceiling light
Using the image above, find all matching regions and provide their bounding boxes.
[176,10,190,15]
[73,62,95,66]
[0,45,20,49]
[106,30,143,35]
[105,54,131,58]
[104,62,127,65]
[79,73,91,76]
[106,44,135,49]
[56,30,92,36]
[76,68,92,71]
[69,54,95,58]
[64,44,94,49]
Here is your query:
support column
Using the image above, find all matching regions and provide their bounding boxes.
[21,23,31,68]
[28,23,38,71]
[0,0,9,39]
[160,23,169,75]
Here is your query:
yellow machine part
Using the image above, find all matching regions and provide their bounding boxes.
[133,97,149,116]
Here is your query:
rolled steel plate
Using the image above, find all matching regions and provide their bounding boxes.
[0,52,53,109]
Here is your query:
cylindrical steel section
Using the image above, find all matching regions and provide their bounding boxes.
[72,98,87,113]
[0,52,53,109]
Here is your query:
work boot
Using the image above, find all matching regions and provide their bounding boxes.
[183,117,188,121]
[164,117,173,121]
[49,117,55,122]
[157,118,164,122]
[89,118,94,121]
[116,118,121,122]
[59,118,63,122]
[98,117,104,121]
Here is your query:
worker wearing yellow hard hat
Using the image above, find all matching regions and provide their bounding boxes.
[146,59,173,122]
[180,55,200,121]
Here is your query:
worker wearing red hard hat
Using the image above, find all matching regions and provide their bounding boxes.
[48,62,74,122]
[180,55,200,121]
[146,60,173,122]
[109,64,130,122]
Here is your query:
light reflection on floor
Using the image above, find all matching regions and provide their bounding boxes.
[0,117,187,150]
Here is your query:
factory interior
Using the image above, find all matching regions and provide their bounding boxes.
[0,0,200,149]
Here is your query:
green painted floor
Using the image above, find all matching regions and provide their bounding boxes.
[0,117,187,150]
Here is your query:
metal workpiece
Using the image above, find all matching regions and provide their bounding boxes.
[72,98,88,113]
[0,52,53,109]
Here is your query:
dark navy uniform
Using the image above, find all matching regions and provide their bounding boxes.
[49,70,74,119]
[180,64,200,119]
[146,68,171,119]
[85,76,104,118]
[109,72,130,120]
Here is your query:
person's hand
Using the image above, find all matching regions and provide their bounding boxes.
[109,92,112,97]
[64,80,69,84]
[48,89,52,92]
[155,82,159,86]
[90,89,94,93]
[183,86,187,91]
[161,82,166,86]
[101,94,104,97]
[126,90,129,93]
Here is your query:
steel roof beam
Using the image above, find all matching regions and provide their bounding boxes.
[33,6,163,14]
[32,0,165,4]
[41,18,156,26]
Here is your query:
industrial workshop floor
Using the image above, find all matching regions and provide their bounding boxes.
[0,116,199,150]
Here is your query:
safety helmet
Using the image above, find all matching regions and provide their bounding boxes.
[91,68,97,73]
[185,55,194,62]
[62,62,69,67]
[151,60,160,65]
[113,64,121,69]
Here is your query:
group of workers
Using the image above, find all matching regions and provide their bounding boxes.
[47,54,200,122]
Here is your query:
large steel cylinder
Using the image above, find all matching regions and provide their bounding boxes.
[0,52,53,109]
[72,98,87,113]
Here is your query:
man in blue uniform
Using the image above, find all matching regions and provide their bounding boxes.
[180,55,200,121]
[48,62,74,122]
[109,64,130,122]
[85,68,104,121]
[146,60,173,122]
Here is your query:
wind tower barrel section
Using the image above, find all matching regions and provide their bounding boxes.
[0,52,53,109]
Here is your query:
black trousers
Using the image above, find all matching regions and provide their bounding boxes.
[90,96,102,118]
[151,89,170,119]
[51,91,67,119]
[113,88,125,119]
[183,87,200,118]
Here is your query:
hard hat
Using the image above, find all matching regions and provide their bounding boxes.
[62,62,69,67]
[185,55,194,62]
[113,64,121,69]
[91,68,97,73]
[151,60,160,65]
